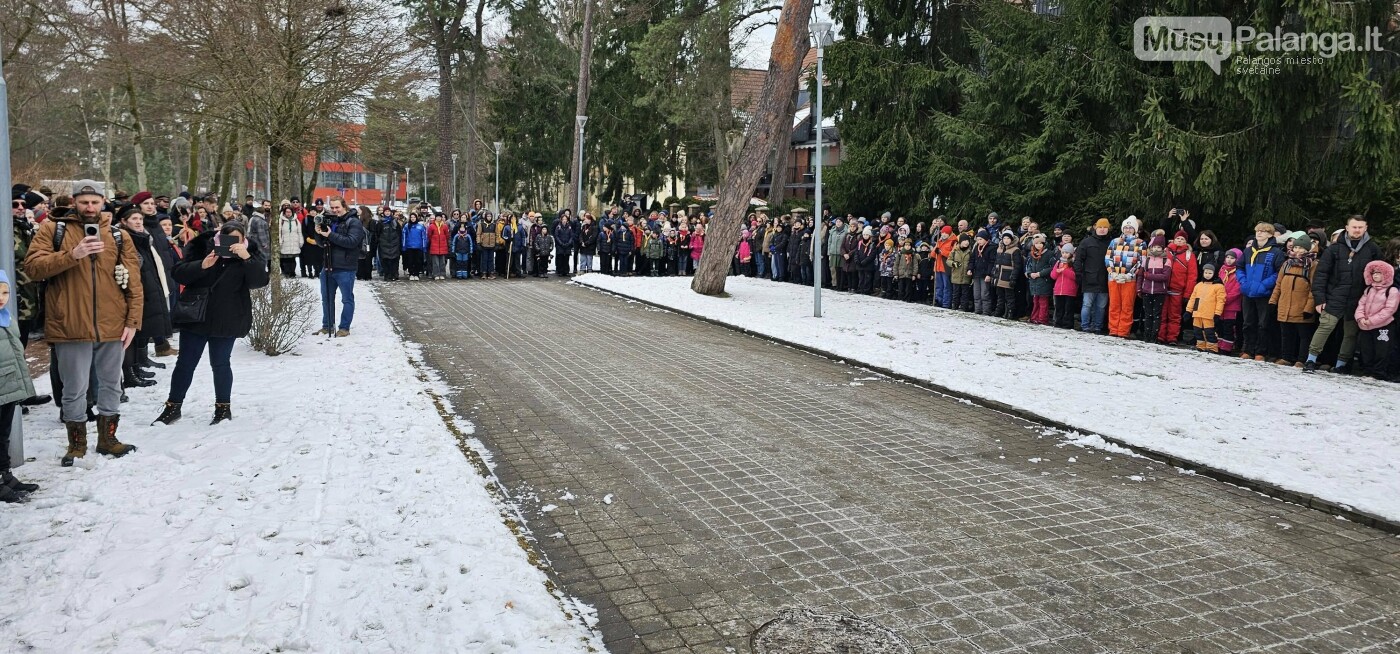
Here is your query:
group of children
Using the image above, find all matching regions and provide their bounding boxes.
[740,211,1400,382]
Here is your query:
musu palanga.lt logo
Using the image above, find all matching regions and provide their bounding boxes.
[1133,16,1383,74]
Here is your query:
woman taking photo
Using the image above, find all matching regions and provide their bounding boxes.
[153,221,270,426]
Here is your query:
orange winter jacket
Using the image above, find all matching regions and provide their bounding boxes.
[1187,280,1226,326]
[23,213,145,343]
[933,236,954,273]
[1268,258,1318,323]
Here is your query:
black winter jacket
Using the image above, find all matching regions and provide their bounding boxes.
[1073,233,1111,293]
[171,232,270,338]
[1312,235,1383,317]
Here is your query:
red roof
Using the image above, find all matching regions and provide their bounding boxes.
[731,68,768,112]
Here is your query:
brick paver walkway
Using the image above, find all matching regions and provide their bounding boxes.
[382,277,1400,654]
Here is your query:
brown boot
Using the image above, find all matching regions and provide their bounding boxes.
[61,422,88,467]
[154,342,179,357]
[95,414,137,457]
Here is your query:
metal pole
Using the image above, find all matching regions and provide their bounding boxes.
[494,142,503,215]
[812,39,825,318]
[575,116,587,218]
[421,161,427,206]
[0,48,24,460]
[406,166,411,205]
[451,153,458,212]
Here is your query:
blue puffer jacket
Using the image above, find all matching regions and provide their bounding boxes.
[612,227,634,255]
[402,221,428,251]
[1239,238,1285,298]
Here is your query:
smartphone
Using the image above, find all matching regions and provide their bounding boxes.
[84,224,100,238]
[214,233,241,257]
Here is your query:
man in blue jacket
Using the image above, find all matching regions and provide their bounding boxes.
[1237,222,1286,360]
[314,196,366,337]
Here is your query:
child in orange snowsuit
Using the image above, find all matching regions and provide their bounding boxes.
[1187,264,1227,352]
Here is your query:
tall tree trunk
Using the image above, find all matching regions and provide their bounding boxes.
[123,73,147,191]
[691,0,812,296]
[766,89,797,206]
[304,147,322,202]
[568,0,594,215]
[435,42,456,213]
[463,73,479,207]
[102,87,116,193]
[186,118,202,194]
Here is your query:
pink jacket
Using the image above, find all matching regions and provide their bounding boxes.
[1355,261,1398,331]
[690,234,705,260]
[1220,265,1243,319]
[736,240,751,262]
[1050,260,1078,296]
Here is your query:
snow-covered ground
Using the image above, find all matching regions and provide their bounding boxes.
[0,281,600,653]
[576,273,1400,526]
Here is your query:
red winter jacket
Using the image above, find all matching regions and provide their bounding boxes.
[1166,244,1197,296]
[427,222,451,255]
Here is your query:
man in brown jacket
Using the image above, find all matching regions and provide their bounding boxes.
[23,180,144,466]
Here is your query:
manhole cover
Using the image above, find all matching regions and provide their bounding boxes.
[751,608,913,654]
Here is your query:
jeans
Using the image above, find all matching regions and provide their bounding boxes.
[168,332,237,404]
[579,253,594,273]
[1080,291,1108,333]
[429,254,448,278]
[320,269,356,331]
[772,252,787,281]
[53,341,123,423]
[756,252,768,279]
[935,272,952,307]
[480,249,496,275]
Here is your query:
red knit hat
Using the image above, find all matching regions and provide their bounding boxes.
[130,191,152,206]
[1174,229,1189,241]
[940,225,953,235]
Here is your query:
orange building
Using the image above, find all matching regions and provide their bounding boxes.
[301,124,400,206]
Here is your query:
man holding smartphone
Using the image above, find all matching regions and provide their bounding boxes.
[314,195,365,337]
[23,180,144,466]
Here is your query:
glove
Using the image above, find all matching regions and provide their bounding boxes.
[115,264,130,290]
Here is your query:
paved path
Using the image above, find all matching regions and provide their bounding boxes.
[382,277,1400,654]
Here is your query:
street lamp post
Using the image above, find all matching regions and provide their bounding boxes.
[451,153,458,212]
[575,116,588,218]
[421,161,427,206]
[493,141,503,215]
[0,48,24,458]
[810,21,833,318]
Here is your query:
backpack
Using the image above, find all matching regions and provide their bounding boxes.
[53,221,125,256]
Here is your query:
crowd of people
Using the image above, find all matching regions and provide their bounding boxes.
[6,179,1398,501]
[6,181,273,501]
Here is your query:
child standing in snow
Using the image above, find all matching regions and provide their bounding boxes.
[915,242,934,303]
[451,223,474,279]
[1217,249,1244,353]
[1187,264,1227,352]
[1051,244,1079,329]
[948,234,974,311]
[0,270,38,502]
[1024,234,1055,325]
[1268,234,1317,366]
[1355,260,1399,377]
[1136,235,1172,343]
[878,239,896,298]
[894,242,918,301]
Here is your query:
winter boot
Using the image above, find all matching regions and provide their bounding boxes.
[211,403,233,425]
[61,422,88,467]
[133,366,156,380]
[1,470,38,494]
[1195,340,1207,351]
[0,485,19,503]
[136,348,166,369]
[152,401,183,426]
[94,414,136,457]
[122,366,155,388]
[154,342,179,357]
[1206,342,1219,353]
